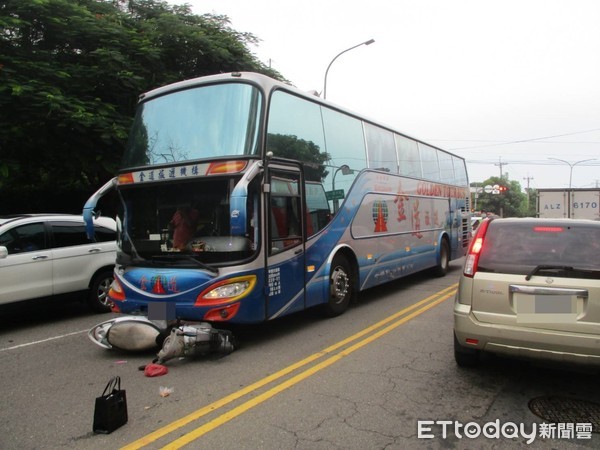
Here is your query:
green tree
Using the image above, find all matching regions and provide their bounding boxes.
[0,0,283,213]
[472,176,528,217]
[266,133,331,182]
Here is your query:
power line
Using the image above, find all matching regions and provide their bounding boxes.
[467,160,600,166]
[432,127,600,151]
[433,140,600,145]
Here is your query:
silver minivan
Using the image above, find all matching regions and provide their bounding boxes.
[454,217,600,367]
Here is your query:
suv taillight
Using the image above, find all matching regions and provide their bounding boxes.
[463,219,491,277]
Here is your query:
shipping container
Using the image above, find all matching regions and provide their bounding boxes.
[537,189,600,220]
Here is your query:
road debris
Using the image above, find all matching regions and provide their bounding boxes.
[159,386,174,398]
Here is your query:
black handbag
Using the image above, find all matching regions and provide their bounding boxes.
[93,376,128,434]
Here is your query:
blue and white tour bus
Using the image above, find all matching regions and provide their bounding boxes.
[84,72,471,323]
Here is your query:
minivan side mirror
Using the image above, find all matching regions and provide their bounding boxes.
[0,246,8,259]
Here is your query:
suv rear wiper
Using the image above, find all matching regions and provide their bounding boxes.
[525,265,600,281]
[150,254,218,274]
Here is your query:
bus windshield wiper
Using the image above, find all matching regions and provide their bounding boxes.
[150,254,217,274]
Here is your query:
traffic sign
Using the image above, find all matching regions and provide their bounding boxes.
[325,189,345,201]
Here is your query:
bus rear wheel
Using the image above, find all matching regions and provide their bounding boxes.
[323,255,354,317]
[433,239,450,277]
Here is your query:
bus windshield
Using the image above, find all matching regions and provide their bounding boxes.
[122,82,262,168]
[116,174,260,268]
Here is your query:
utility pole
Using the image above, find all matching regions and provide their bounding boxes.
[494,157,508,179]
[523,175,534,210]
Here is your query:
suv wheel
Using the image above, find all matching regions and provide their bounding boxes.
[88,270,114,313]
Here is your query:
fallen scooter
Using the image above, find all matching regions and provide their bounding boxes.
[88,316,236,363]
[154,323,235,364]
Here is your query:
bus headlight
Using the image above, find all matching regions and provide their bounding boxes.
[108,278,125,302]
[196,275,256,306]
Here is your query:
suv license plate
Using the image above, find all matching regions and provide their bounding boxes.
[516,294,577,323]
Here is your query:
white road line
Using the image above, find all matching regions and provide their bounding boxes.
[0,329,88,352]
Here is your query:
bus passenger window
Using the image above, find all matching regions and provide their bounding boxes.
[306,182,331,235]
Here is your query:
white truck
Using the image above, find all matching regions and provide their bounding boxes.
[537,188,600,220]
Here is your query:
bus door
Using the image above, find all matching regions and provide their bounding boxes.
[265,164,306,319]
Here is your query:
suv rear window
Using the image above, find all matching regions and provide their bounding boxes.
[477,220,600,274]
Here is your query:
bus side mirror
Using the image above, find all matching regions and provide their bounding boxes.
[83,177,117,239]
[229,161,262,237]
[230,196,247,236]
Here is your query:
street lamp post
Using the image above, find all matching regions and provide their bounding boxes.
[472,186,483,211]
[323,39,375,100]
[548,157,597,217]
[332,164,354,212]
[548,158,596,190]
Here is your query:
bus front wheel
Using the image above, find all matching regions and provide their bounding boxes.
[323,255,354,317]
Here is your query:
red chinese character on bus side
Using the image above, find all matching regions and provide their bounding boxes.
[394,183,409,223]
[412,199,423,238]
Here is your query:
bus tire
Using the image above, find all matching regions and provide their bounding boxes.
[434,238,450,277]
[323,255,354,317]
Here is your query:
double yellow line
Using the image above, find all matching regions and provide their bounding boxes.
[122,284,457,450]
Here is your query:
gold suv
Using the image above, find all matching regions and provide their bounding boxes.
[454,217,600,367]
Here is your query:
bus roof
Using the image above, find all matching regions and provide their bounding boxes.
[137,71,465,163]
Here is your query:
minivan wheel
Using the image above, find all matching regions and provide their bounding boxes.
[88,270,114,313]
[454,333,480,367]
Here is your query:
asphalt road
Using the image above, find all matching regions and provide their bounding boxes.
[1,260,599,449]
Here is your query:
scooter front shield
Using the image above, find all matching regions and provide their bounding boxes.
[88,316,165,351]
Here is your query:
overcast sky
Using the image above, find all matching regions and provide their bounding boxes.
[168,0,600,191]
